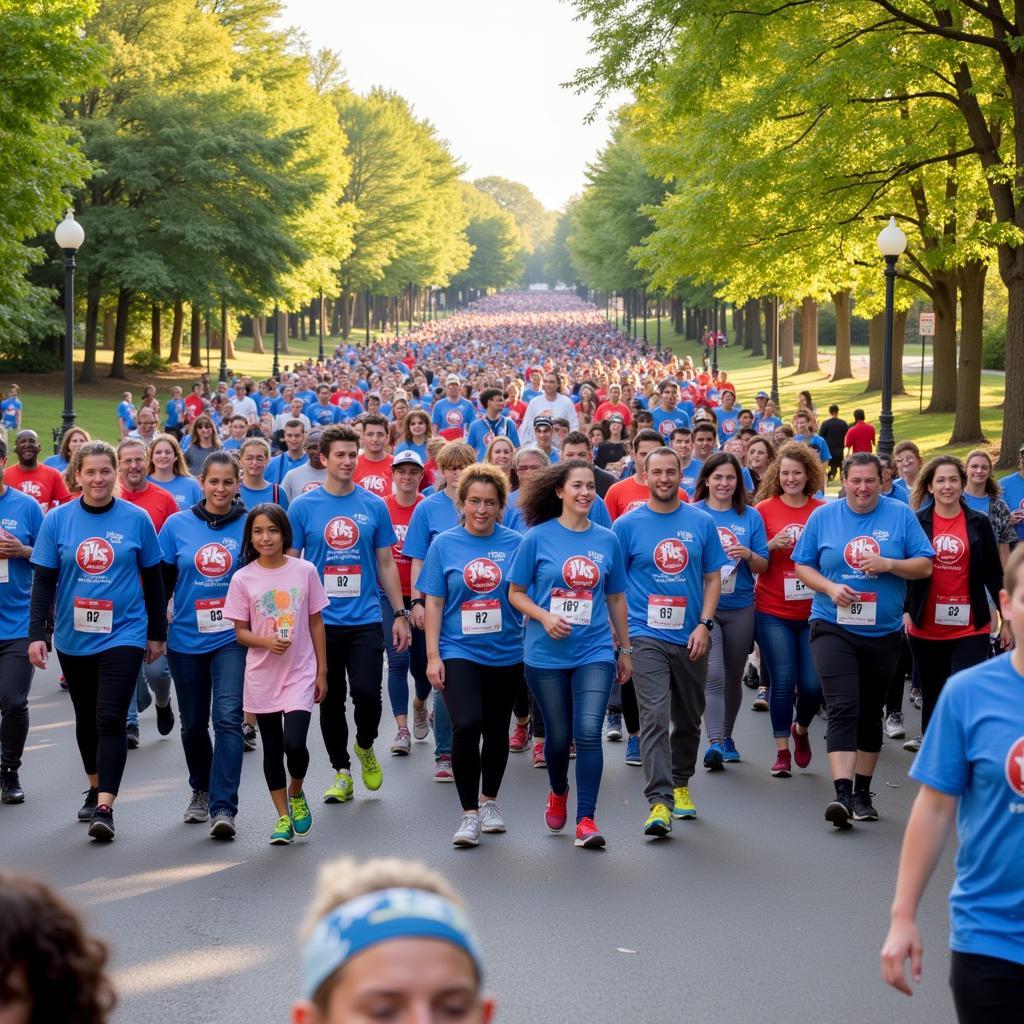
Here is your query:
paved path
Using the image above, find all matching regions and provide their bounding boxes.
[3,664,956,1023]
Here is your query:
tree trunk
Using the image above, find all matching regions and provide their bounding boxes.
[866,312,885,392]
[780,315,795,367]
[169,300,184,363]
[950,259,987,443]
[150,304,161,356]
[79,273,101,385]
[927,273,958,412]
[251,316,265,353]
[748,298,764,357]
[108,287,132,379]
[892,309,908,395]
[797,297,820,373]
[189,305,203,369]
[102,310,114,350]
[279,310,290,354]
[340,291,353,339]
[831,290,853,380]
[999,263,1024,466]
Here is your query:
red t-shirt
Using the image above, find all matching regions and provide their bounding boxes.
[754,496,824,619]
[908,509,986,640]
[4,464,70,511]
[354,454,393,498]
[844,421,876,453]
[385,493,423,595]
[595,401,633,428]
[184,394,205,421]
[117,482,178,531]
[604,475,688,521]
[330,389,365,407]
[504,400,527,425]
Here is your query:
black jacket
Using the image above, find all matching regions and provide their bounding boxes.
[906,503,1003,631]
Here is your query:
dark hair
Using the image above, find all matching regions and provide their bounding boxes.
[479,387,503,406]
[691,421,717,440]
[694,452,747,513]
[242,502,293,562]
[200,450,240,481]
[853,408,865,421]
[910,455,966,510]
[562,430,591,449]
[829,404,840,415]
[517,459,594,527]
[842,452,882,480]
[0,872,116,1023]
[631,428,664,453]
[360,414,388,432]
[319,424,359,457]
[670,427,692,441]
[0,438,5,461]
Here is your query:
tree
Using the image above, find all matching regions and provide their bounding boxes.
[451,184,524,291]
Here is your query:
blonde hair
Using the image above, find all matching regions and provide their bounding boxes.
[146,433,191,478]
[435,440,476,472]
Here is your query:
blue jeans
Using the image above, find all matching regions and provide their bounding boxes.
[526,661,614,822]
[167,643,245,816]
[126,655,172,727]
[755,612,821,738]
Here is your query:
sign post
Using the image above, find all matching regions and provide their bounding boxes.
[918,310,935,413]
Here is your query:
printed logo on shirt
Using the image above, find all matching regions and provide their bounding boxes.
[18,481,42,499]
[302,481,323,493]
[562,555,599,589]
[721,418,737,435]
[194,542,233,578]
[624,499,646,514]
[844,535,880,571]
[464,558,502,593]
[658,420,675,437]
[653,538,688,574]
[393,523,408,553]
[359,475,388,495]
[325,516,359,550]
[76,537,114,574]
[783,523,805,543]
[932,532,966,567]
[1004,736,1024,798]
[445,410,464,426]
[717,527,740,551]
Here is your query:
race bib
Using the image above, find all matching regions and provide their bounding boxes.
[0,559,7,584]
[195,598,231,634]
[783,572,810,601]
[647,595,685,630]
[720,564,738,595]
[325,564,361,598]
[550,588,593,625]
[461,599,501,635]
[74,597,113,634]
[836,592,877,627]
[934,595,970,627]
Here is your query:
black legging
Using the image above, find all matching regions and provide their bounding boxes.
[907,633,990,734]
[950,951,1024,1024]
[441,659,521,810]
[513,677,546,738]
[57,646,145,796]
[256,710,311,791]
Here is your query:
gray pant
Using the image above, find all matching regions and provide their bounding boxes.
[704,605,755,743]
[632,635,708,809]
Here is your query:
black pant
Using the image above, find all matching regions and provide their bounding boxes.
[0,639,33,771]
[321,623,384,770]
[608,678,640,734]
[884,636,914,717]
[256,710,311,791]
[950,951,1024,1024]
[57,646,145,795]
[441,659,521,810]
[513,677,546,738]
[908,633,990,734]
[808,621,902,753]
[827,454,843,481]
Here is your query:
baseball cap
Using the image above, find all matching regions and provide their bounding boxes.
[533,416,553,429]
[445,374,461,385]
[608,413,624,423]
[392,449,424,470]
[756,390,770,399]
[306,430,323,447]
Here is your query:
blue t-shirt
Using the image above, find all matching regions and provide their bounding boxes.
[794,433,830,464]
[753,413,781,436]
[417,524,524,665]
[335,399,364,421]
[44,454,69,473]
[680,459,703,498]
[503,490,610,532]
[521,387,541,404]
[692,502,769,610]
[651,407,692,440]
[792,498,934,636]
[403,490,459,561]
[165,398,185,428]
[288,485,395,627]
[507,519,626,669]
[431,397,476,433]
[882,480,909,504]
[268,452,307,486]
[304,402,344,427]
[239,482,288,510]
[466,416,521,459]
[1,398,22,429]
[998,472,1024,541]
[31,498,162,655]
[910,653,1024,967]
[963,492,991,517]
[714,406,742,444]
[612,503,728,644]
[149,474,202,512]
[0,487,44,639]
[159,509,246,653]
[116,401,136,429]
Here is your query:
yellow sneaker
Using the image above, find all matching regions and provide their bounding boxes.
[323,771,353,804]
[673,786,697,819]
[354,743,383,791]
[643,803,672,837]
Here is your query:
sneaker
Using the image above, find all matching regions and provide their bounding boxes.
[742,662,760,689]
[390,727,411,756]
[323,771,353,803]
[289,791,313,835]
[884,711,906,739]
[88,804,115,841]
[574,817,605,849]
[909,688,923,710]
[771,750,792,777]
[269,814,294,845]
[209,812,236,840]
[1,768,25,804]
[155,700,175,737]
[241,723,257,752]
[643,803,672,838]
[78,787,99,822]
[791,723,812,769]
[752,686,769,711]
[452,812,481,847]
[625,734,641,766]
[183,789,210,823]
[353,743,383,791]
[721,737,741,763]
[568,742,576,760]
[703,742,725,771]
[59,674,68,691]
[903,736,922,752]
[672,786,697,819]
[605,711,623,741]
[412,702,429,740]
[825,793,854,830]
[479,799,505,833]
[433,756,453,782]
[532,740,546,768]
[509,722,531,752]
[853,790,879,821]
[126,725,140,749]
[545,789,568,832]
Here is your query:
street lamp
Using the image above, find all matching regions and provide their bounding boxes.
[876,215,907,459]
[272,304,280,379]
[219,301,228,383]
[711,297,719,376]
[318,289,325,362]
[54,210,84,437]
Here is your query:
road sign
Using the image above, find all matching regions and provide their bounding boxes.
[919,311,935,336]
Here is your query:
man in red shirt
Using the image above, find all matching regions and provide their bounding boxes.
[4,430,70,511]
[353,415,393,497]
[605,429,688,520]
[844,408,876,454]
[184,382,205,422]
[594,382,633,428]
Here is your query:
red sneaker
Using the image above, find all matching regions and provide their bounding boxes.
[771,749,792,778]
[574,817,605,848]
[532,740,546,768]
[509,723,530,752]
[791,724,812,769]
[545,789,568,832]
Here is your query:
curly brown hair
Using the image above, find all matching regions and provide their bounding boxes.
[754,441,825,502]
[516,459,594,527]
[0,872,116,1023]
[455,462,509,511]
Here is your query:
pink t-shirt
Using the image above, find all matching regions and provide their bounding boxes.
[223,556,329,714]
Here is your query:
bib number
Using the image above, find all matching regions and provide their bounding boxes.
[461,599,501,635]
[550,588,593,626]
[325,564,362,598]
[195,598,231,634]
[647,595,685,630]
[74,597,113,634]
[720,564,738,595]
[783,572,809,602]
[934,595,970,627]
[836,592,877,627]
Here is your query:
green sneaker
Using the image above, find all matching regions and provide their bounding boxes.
[643,803,672,838]
[673,785,697,819]
[269,814,294,845]
[353,743,383,791]
[289,791,312,835]
[322,771,353,804]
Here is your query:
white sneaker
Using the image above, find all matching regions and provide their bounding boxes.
[452,812,480,847]
[412,703,429,741]
[885,712,906,739]
[903,736,922,752]
[479,799,506,833]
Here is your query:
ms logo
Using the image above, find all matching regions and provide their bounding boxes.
[563,555,599,589]
[932,533,965,567]
[76,537,113,574]
[1005,736,1024,798]
[325,516,359,551]
[464,558,501,593]
[844,535,880,571]
[653,538,688,574]
[195,543,232,578]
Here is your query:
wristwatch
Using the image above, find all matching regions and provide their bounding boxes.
[410,598,425,608]
[698,618,715,632]
[394,607,412,620]
[616,645,634,656]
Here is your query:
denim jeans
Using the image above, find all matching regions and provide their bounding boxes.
[756,612,822,739]
[167,643,245,816]
[126,654,172,727]
[526,661,615,822]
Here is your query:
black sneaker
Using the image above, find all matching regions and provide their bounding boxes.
[853,790,879,821]
[209,812,236,840]
[126,725,140,749]
[241,723,257,752]
[742,662,760,689]
[78,787,99,822]
[1,768,25,804]
[155,701,175,737]
[824,794,854,830]
[88,804,115,841]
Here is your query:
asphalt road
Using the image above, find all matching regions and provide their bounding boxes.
[2,665,957,1024]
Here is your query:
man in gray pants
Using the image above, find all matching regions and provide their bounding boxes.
[612,447,726,837]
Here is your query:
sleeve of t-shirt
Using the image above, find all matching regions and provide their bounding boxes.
[507,528,538,587]
[791,508,821,568]
[748,509,770,559]
[506,421,521,448]
[138,513,163,568]
[222,572,251,623]
[901,505,936,559]
[590,497,612,528]
[305,561,330,617]
[909,682,968,796]
[604,532,627,595]
[416,541,446,599]
[29,508,58,567]
[158,518,177,565]
[402,501,431,561]
[288,501,308,554]
[373,500,397,550]
[50,472,70,505]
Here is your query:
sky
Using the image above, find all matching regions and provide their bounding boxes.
[279,0,626,211]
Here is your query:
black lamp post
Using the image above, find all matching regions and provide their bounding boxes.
[318,289,325,362]
[365,290,371,344]
[219,301,228,383]
[272,304,280,379]
[876,216,908,459]
[711,298,719,376]
[54,211,84,438]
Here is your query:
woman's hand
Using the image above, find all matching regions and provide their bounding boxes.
[410,604,426,630]
[427,655,445,690]
[540,611,571,640]
[616,652,632,683]
[880,916,923,996]
[829,582,859,607]
[313,674,328,704]
[999,620,1015,650]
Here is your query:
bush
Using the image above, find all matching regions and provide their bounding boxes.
[983,323,1005,370]
[0,350,61,373]
[128,347,170,372]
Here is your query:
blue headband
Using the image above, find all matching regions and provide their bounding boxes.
[303,887,484,998]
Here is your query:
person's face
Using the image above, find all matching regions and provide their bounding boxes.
[530,371,541,388]
[608,386,621,402]
[202,464,238,508]
[14,432,39,463]
[967,456,991,487]
[542,373,559,395]
[151,441,175,471]
[553,425,568,446]
[634,441,663,478]
[77,454,116,502]
[241,447,268,478]
[317,390,331,404]
[229,419,248,439]
[363,425,387,456]
[250,513,283,558]
[557,467,595,515]
[290,399,305,415]
[306,441,324,469]
[756,395,767,410]
[118,445,148,488]
[746,442,770,473]
[561,442,591,463]
[692,431,715,460]
[67,431,87,455]
[738,412,753,428]
[894,452,921,482]
[999,575,1024,648]
[647,453,682,501]
[534,425,552,449]
[721,392,735,409]
[393,464,423,495]
[723,439,745,461]
[516,455,544,482]
[929,465,963,505]
[284,426,306,453]
[765,401,776,417]
[325,441,357,483]
[196,421,215,444]
[446,382,461,401]
[778,457,807,496]
[485,394,504,417]
[442,464,463,491]
[879,460,894,487]
[409,416,427,438]
[589,429,604,447]
[793,416,809,434]
[845,464,882,512]
[773,428,788,445]
[488,441,513,470]
[671,433,692,459]
[660,385,678,409]
[462,481,502,533]
[708,463,738,503]
[138,411,157,433]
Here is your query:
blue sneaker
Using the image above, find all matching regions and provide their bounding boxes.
[703,742,725,771]
[721,737,741,763]
[625,734,641,766]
